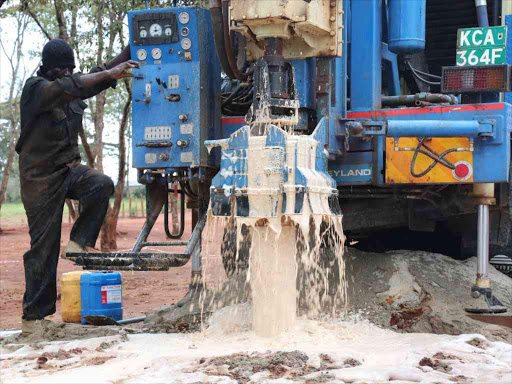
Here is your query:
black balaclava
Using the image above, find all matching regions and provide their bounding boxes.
[40,39,75,75]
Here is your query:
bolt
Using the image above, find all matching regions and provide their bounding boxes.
[330,45,335,51]
[243,15,246,19]
[330,1,336,7]
[330,30,335,36]
[330,16,335,22]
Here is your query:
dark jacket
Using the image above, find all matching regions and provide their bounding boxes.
[17,66,115,210]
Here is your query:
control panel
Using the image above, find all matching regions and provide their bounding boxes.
[129,7,221,170]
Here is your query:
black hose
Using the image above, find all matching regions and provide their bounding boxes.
[222,0,250,81]
[210,1,236,79]
[221,83,244,107]
[410,138,457,178]
[164,185,185,239]
[407,62,440,86]
[180,180,199,199]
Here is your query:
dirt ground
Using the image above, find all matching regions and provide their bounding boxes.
[0,214,196,330]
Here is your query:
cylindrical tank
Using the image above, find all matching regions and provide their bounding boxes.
[61,271,89,323]
[388,0,426,54]
[80,272,123,324]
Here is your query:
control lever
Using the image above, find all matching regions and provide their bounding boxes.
[166,94,181,102]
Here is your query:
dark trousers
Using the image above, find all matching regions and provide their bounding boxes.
[22,165,114,320]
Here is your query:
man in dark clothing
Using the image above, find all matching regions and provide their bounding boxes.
[17,39,139,334]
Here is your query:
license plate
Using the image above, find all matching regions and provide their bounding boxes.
[456,26,507,67]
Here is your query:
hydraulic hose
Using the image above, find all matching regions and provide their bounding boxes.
[222,0,250,81]
[475,0,489,27]
[209,0,236,79]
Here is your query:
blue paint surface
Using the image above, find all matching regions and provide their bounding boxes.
[388,0,426,54]
[129,7,220,170]
[80,272,123,324]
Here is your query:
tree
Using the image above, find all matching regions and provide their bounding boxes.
[101,79,131,249]
[0,8,30,231]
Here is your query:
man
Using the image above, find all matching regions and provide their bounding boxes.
[16,39,139,334]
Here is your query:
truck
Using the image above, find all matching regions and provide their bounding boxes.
[72,0,511,313]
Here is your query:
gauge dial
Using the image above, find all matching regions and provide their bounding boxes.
[136,49,147,61]
[164,26,173,36]
[181,38,192,50]
[181,27,189,37]
[151,48,162,60]
[179,12,190,24]
[149,23,163,37]
[140,29,148,38]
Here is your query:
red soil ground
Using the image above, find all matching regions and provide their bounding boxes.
[0,214,206,330]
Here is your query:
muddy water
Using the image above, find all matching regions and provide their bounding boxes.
[200,211,346,338]
[203,121,346,337]
[249,224,297,337]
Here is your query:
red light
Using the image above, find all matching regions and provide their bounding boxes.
[455,163,469,179]
[441,65,510,93]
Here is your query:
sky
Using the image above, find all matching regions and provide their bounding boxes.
[0,6,137,184]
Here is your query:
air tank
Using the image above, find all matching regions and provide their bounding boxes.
[388,0,426,54]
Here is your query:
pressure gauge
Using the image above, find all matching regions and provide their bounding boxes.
[149,23,163,37]
[140,28,148,38]
[181,27,189,37]
[164,25,173,36]
[151,48,162,60]
[136,49,147,61]
[181,38,192,50]
[179,12,190,24]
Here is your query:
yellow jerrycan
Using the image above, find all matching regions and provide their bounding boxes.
[61,271,88,323]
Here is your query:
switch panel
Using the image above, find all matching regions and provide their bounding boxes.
[129,7,221,170]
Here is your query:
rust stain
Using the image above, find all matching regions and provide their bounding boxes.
[467,314,512,329]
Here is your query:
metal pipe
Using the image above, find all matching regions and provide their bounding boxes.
[475,0,490,27]
[117,316,146,325]
[164,185,185,239]
[382,93,458,107]
[477,204,490,285]
[185,213,207,256]
[387,120,484,138]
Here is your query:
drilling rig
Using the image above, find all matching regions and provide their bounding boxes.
[71,0,511,314]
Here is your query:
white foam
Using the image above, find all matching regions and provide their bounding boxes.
[2,317,510,383]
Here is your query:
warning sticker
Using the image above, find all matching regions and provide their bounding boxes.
[101,285,122,304]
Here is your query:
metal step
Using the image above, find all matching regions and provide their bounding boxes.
[67,252,190,271]
[69,214,206,272]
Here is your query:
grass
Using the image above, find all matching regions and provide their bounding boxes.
[0,196,148,221]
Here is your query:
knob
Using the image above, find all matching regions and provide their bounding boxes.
[178,114,189,122]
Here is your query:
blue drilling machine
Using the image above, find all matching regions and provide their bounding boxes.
[73,0,511,313]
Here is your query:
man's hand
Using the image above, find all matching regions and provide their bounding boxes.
[108,60,140,80]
